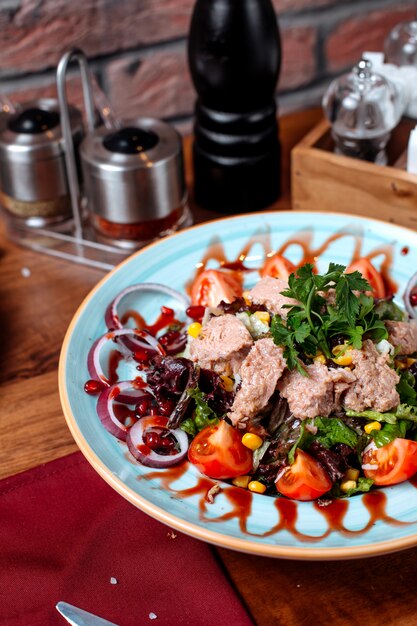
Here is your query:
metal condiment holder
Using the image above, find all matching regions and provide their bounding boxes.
[5,48,191,272]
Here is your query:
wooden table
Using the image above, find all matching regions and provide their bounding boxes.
[2,107,417,626]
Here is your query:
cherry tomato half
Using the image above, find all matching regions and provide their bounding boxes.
[190,269,243,308]
[346,258,386,299]
[261,254,296,280]
[188,420,253,480]
[275,450,332,501]
[362,438,417,486]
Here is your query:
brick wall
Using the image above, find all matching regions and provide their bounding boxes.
[0,0,416,132]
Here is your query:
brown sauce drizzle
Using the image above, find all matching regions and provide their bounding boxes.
[187,225,397,294]
[108,350,124,385]
[135,463,417,542]
[120,308,180,335]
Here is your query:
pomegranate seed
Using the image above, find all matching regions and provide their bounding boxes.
[411,293,417,307]
[160,436,175,450]
[157,399,175,416]
[186,305,205,321]
[135,398,151,417]
[134,349,150,363]
[159,330,180,346]
[84,379,105,395]
[144,431,162,450]
[161,306,174,316]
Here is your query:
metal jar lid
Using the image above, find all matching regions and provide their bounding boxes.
[0,98,82,202]
[80,118,186,224]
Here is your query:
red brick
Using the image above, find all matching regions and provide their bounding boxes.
[3,72,193,136]
[4,76,87,113]
[0,0,194,74]
[273,0,335,12]
[105,48,195,120]
[326,6,417,72]
[106,26,317,119]
[279,26,317,91]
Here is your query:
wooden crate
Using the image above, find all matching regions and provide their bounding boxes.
[291,117,417,230]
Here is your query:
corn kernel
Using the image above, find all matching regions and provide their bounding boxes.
[364,421,381,434]
[242,290,251,306]
[248,480,267,494]
[340,480,357,493]
[242,433,263,450]
[232,475,251,489]
[332,345,353,366]
[332,343,348,356]
[187,322,202,338]
[314,354,327,364]
[253,311,270,325]
[220,375,234,392]
[344,468,360,482]
[332,354,353,366]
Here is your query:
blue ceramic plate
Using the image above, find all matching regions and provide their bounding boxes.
[59,211,417,559]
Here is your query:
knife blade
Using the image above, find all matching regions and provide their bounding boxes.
[56,601,120,626]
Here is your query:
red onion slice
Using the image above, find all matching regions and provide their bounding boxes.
[96,381,151,441]
[87,328,165,384]
[164,333,188,355]
[126,415,189,468]
[105,283,190,330]
[404,271,417,318]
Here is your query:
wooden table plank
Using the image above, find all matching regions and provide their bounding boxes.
[0,370,78,478]
[218,546,417,625]
[0,238,103,385]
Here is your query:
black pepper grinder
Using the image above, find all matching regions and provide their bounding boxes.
[188,0,281,212]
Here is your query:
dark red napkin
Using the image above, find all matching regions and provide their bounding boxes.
[0,452,254,626]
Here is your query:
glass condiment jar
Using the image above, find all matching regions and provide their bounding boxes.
[322,59,403,165]
[385,18,417,66]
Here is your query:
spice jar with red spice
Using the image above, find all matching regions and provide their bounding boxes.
[80,118,191,249]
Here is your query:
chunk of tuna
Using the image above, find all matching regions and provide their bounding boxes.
[329,367,356,410]
[248,276,298,319]
[189,314,253,376]
[277,362,353,419]
[228,338,286,426]
[343,339,399,412]
[386,320,417,355]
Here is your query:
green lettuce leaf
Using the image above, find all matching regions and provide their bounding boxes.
[180,387,219,436]
[397,370,417,406]
[372,420,408,448]
[332,477,374,498]
[375,299,406,321]
[313,416,359,449]
[345,409,397,424]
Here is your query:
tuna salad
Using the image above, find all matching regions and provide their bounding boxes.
[85,259,417,502]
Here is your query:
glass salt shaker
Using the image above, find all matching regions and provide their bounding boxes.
[385,18,417,66]
[322,59,403,165]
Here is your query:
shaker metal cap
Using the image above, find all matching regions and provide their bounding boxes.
[0,98,82,162]
[80,117,186,223]
[0,98,82,204]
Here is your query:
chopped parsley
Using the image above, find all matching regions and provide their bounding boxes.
[270,263,388,374]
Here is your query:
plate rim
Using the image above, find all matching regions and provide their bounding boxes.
[58,209,417,560]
